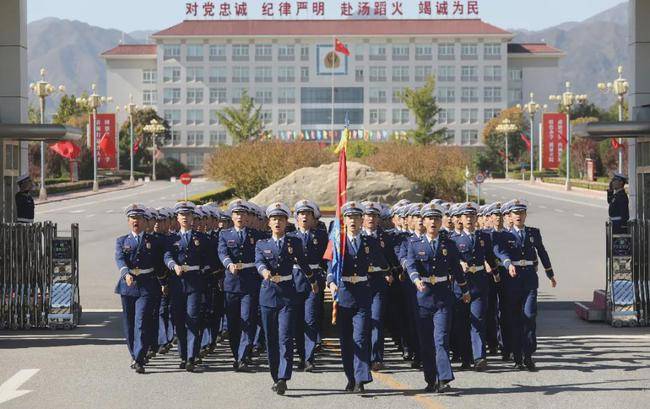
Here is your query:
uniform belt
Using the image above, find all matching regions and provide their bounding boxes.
[130,268,154,276]
[308,264,322,270]
[16,218,34,223]
[233,262,255,270]
[512,260,535,267]
[341,276,368,284]
[269,275,293,283]
[368,266,388,273]
[181,265,200,272]
[609,217,622,221]
[425,275,449,284]
[466,265,485,274]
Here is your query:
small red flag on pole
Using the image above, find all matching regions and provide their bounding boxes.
[334,38,350,56]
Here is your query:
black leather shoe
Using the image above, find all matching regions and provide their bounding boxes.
[271,383,278,392]
[236,361,252,372]
[513,361,526,371]
[304,361,316,372]
[474,358,488,371]
[345,381,355,392]
[460,362,472,371]
[186,361,196,373]
[194,356,203,364]
[179,361,187,370]
[232,360,239,369]
[276,380,287,395]
[502,352,512,362]
[146,350,156,360]
[437,381,451,393]
[130,361,136,369]
[134,363,145,374]
[524,357,537,372]
[353,383,365,393]
[402,352,413,361]
[410,359,421,369]
[297,360,306,371]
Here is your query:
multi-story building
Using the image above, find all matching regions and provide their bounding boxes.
[102,19,564,169]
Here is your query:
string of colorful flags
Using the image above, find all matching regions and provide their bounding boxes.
[265,129,409,141]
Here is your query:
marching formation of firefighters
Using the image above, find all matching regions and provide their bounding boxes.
[115,197,556,394]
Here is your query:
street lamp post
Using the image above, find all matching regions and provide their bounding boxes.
[116,95,138,185]
[549,82,588,191]
[29,68,65,200]
[143,119,166,181]
[538,104,548,172]
[77,84,112,192]
[598,65,629,173]
[517,93,542,183]
[496,117,518,179]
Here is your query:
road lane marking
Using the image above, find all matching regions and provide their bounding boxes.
[538,205,547,209]
[0,369,39,405]
[372,371,446,409]
[486,184,607,209]
[573,213,585,218]
[554,209,565,213]
[83,308,122,313]
[69,209,85,214]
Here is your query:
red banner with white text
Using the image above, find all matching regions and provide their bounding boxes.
[91,113,117,169]
[542,113,568,169]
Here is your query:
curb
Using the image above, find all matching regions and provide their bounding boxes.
[35,182,145,206]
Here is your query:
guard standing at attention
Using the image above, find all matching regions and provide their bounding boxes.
[607,172,630,234]
[15,174,35,224]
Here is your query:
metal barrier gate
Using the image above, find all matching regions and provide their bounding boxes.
[0,222,81,330]
[606,220,650,327]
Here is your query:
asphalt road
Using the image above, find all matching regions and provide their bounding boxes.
[1,178,649,409]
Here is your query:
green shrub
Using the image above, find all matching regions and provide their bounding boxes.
[541,177,609,191]
[155,158,190,180]
[47,176,122,195]
[337,140,379,159]
[186,187,236,205]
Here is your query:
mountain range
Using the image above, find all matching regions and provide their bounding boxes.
[26,2,629,110]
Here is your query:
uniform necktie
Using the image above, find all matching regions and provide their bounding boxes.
[135,234,140,247]
[431,238,437,254]
[469,233,475,247]
[518,229,524,244]
[351,237,358,254]
[277,238,283,251]
[238,230,244,243]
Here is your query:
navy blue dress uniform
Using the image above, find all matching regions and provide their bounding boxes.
[494,200,555,370]
[405,203,470,392]
[163,201,209,371]
[155,208,175,353]
[449,202,497,369]
[218,199,264,368]
[114,204,165,373]
[200,205,225,353]
[361,202,394,369]
[607,173,630,234]
[327,201,388,392]
[290,200,328,370]
[15,174,35,224]
[256,202,316,394]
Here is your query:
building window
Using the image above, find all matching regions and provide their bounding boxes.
[278,66,295,82]
[392,44,409,60]
[437,87,455,103]
[484,108,501,123]
[509,68,523,81]
[438,65,455,82]
[415,45,432,60]
[355,68,364,82]
[255,44,273,60]
[392,108,409,125]
[186,44,204,62]
[163,88,181,104]
[232,66,249,83]
[278,45,295,61]
[255,66,273,82]
[369,108,386,124]
[300,45,309,61]
[484,65,502,81]
[509,88,523,104]
[438,108,455,124]
[260,109,272,124]
[142,69,157,84]
[163,109,181,126]
[300,108,363,125]
[301,67,309,82]
[232,44,249,60]
[142,90,157,106]
[461,108,479,124]
[461,43,478,59]
[369,88,387,103]
[461,65,478,82]
[392,88,403,103]
[209,66,227,83]
[278,109,295,125]
[163,67,180,83]
[334,88,364,103]
[255,88,273,104]
[438,43,455,59]
[461,130,479,145]
[187,152,204,169]
[278,87,296,104]
[209,88,226,104]
[210,131,227,146]
[461,87,479,103]
[415,66,432,82]
[209,110,220,125]
[187,130,205,146]
[186,67,204,83]
[209,44,226,61]
[484,43,502,59]
[354,44,365,61]
[231,88,246,103]
[186,109,204,125]
[484,87,502,103]
[444,129,456,144]
[369,44,386,60]
[369,66,387,82]
[171,129,181,146]
[392,66,410,82]
[163,44,180,61]
[186,88,204,104]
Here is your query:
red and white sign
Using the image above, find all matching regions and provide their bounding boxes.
[542,112,568,170]
[180,173,192,185]
[91,113,117,169]
[474,173,485,184]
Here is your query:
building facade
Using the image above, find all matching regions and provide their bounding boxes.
[102,19,564,169]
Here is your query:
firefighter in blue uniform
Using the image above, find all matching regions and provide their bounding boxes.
[405,203,470,393]
[163,201,208,372]
[607,172,630,234]
[218,199,263,371]
[155,208,175,355]
[15,174,35,224]
[115,204,165,374]
[327,201,388,393]
[361,201,394,371]
[290,199,327,371]
[255,202,316,395]
[449,202,498,371]
[494,200,557,371]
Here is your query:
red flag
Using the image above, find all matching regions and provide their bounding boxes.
[520,133,531,151]
[611,138,621,149]
[49,141,80,159]
[99,132,116,157]
[134,137,141,153]
[497,150,506,159]
[334,38,350,56]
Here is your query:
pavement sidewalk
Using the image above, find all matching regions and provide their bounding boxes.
[486,178,607,200]
[35,181,145,205]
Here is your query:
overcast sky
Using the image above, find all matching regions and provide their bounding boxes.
[27,0,626,33]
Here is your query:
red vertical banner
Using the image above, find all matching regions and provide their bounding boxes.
[92,113,117,169]
[542,112,568,169]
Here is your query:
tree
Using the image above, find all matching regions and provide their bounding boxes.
[52,94,86,125]
[474,107,529,175]
[117,108,169,173]
[399,76,446,145]
[216,91,265,144]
